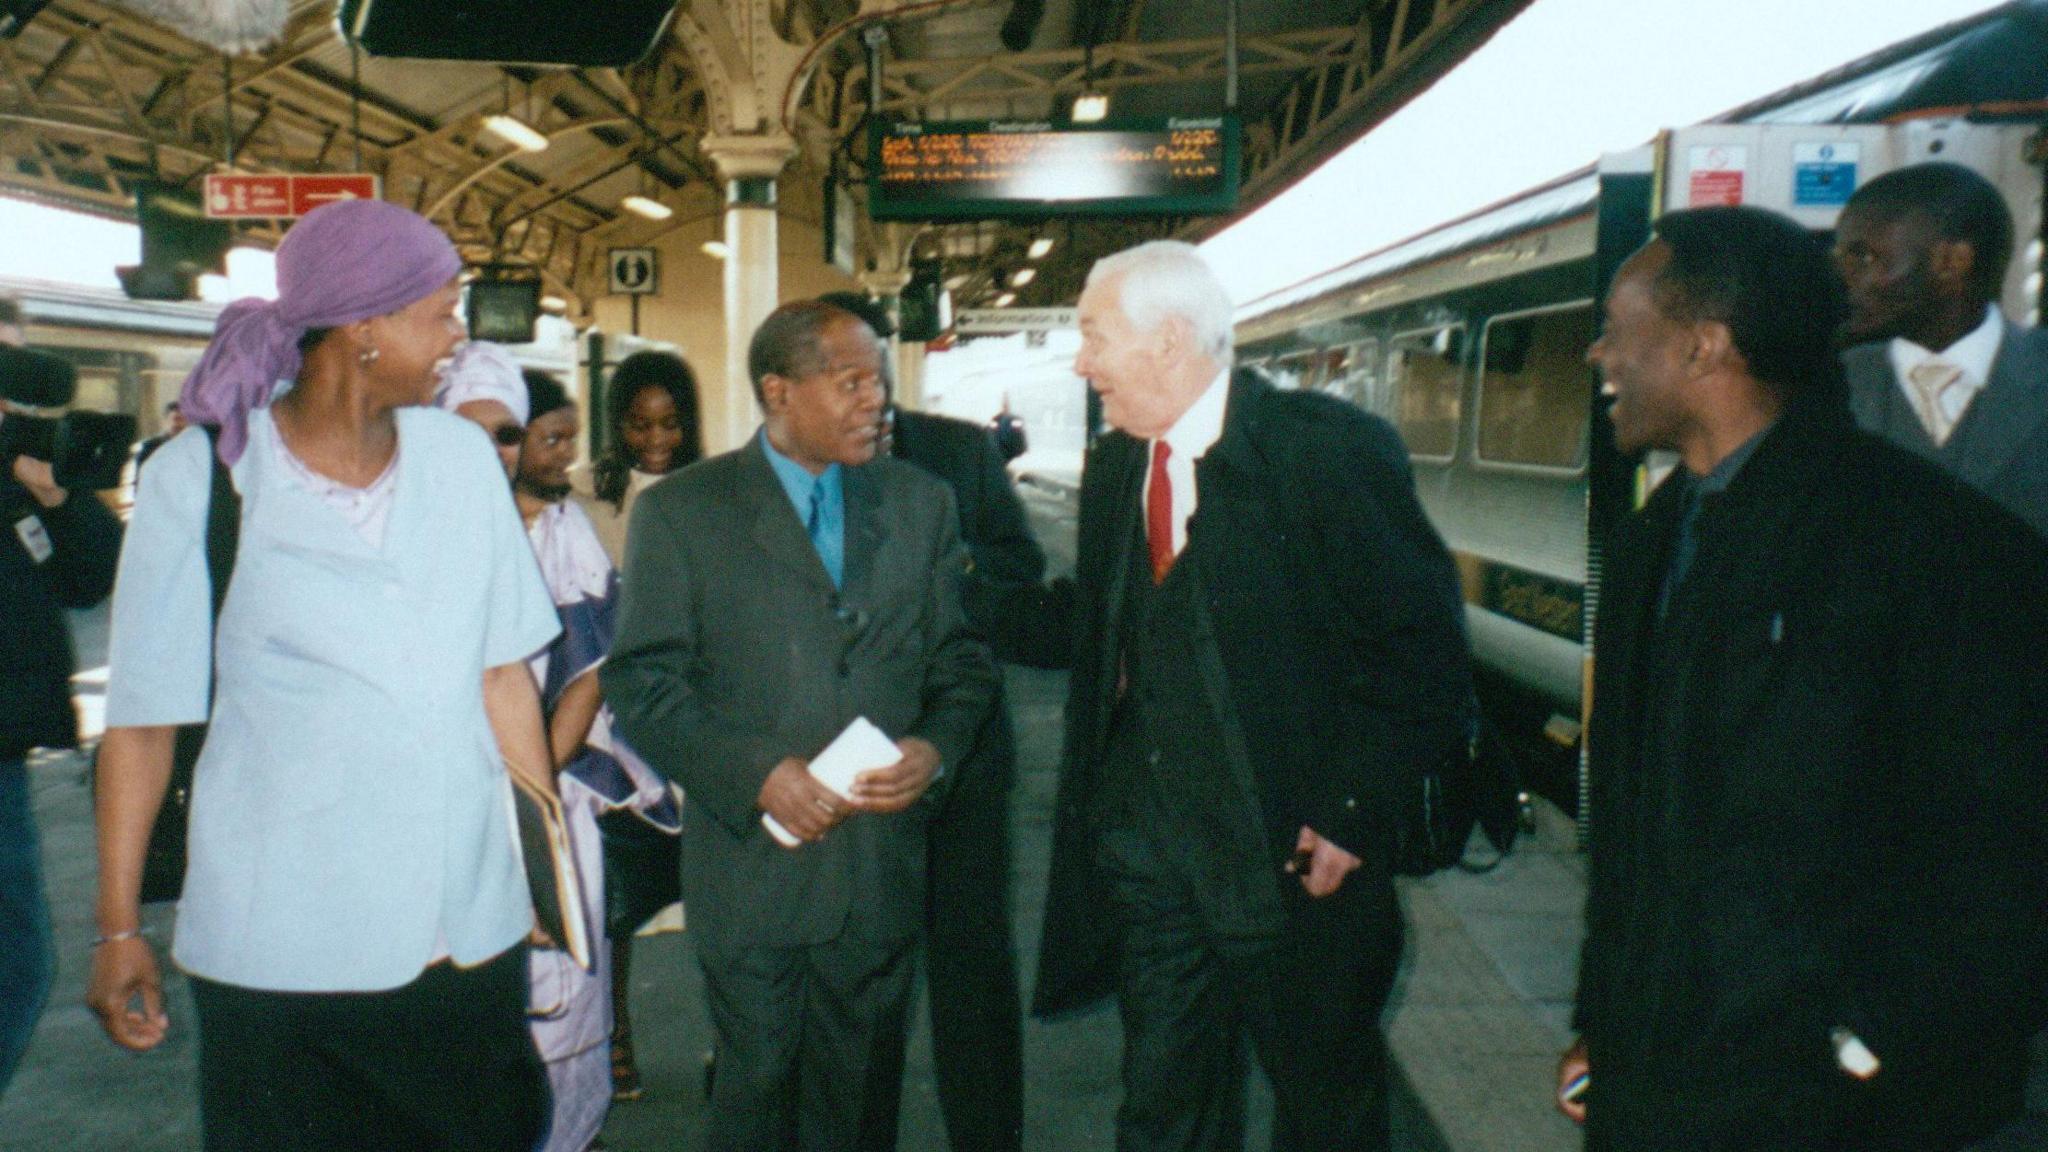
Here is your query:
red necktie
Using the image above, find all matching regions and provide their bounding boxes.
[1147,440,1174,584]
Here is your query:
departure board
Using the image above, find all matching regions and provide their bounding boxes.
[868,117,1240,221]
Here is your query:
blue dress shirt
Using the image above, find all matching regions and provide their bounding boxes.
[761,428,845,589]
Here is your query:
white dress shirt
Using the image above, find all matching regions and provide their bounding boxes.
[1144,369,1231,559]
[1887,303,2004,440]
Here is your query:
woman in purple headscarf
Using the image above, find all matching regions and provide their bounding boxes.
[88,200,561,1151]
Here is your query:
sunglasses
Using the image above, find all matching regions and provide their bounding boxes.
[492,423,527,447]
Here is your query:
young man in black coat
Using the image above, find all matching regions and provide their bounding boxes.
[1035,242,1471,1152]
[1559,206,2048,1150]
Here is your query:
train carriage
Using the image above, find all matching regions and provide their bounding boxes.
[1234,0,2048,814]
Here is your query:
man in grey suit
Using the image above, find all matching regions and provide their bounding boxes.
[603,300,998,1151]
[1836,161,2048,538]
[1836,161,2048,1149]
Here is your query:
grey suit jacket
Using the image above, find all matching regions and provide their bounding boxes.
[1845,320,2048,539]
[602,433,998,951]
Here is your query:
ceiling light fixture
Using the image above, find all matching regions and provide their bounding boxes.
[1073,43,1108,123]
[701,240,730,260]
[482,114,549,153]
[1010,268,1036,287]
[994,292,1017,307]
[1027,237,1054,260]
[621,194,673,220]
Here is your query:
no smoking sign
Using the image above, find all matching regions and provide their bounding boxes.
[609,248,659,295]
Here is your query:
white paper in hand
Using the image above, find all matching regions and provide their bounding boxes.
[762,716,903,847]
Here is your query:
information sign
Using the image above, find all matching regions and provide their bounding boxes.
[869,117,1239,221]
[204,173,379,219]
[609,248,659,296]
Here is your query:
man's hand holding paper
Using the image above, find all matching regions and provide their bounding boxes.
[850,737,940,813]
[757,756,846,845]
[761,717,910,847]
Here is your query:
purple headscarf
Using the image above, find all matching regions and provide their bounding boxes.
[179,199,463,464]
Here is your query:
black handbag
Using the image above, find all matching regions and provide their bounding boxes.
[1390,713,1524,878]
[596,804,681,939]
[130,426,239,905]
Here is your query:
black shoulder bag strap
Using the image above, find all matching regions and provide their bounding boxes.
[138,426,241,904]
[200,425,241,623]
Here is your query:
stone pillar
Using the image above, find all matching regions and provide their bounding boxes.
[703,132,798,451]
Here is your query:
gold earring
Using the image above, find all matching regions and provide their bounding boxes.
[359,346,380,367]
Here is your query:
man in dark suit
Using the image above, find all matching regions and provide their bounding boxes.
[818,291,1043,1152]
[603,301,998,1151]
[1034,241,1472,1152]
[1837,161,2048,538]
[1835,159,2048,1150]
[1558,206,2048,1151]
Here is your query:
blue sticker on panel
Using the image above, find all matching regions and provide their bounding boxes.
[1793,142,1859,206]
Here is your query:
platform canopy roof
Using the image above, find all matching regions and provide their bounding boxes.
[0,0,1532,311]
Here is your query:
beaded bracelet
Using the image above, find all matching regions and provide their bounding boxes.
[91,928,145,947]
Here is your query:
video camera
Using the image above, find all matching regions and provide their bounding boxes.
[0,344,136,491]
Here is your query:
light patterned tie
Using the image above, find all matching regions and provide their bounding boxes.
[1907,358,1966,446]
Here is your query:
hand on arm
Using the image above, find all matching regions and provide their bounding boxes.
[12,455,67,508]
[86,725,176,1052]
[850,737,940,813]
[756,757,850,844]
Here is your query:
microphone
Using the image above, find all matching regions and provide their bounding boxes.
[0,345,77,408]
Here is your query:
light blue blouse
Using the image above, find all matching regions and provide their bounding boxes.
[106,407,560,992]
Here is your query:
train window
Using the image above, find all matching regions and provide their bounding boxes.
[1477,302,1595,471]
[1266,350,1323,391]
[1389,325,1465,459]
[1320,342,1379,409]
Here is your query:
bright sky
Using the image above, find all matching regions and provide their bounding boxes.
[1202,0,2011,305]
[0,195,277,300]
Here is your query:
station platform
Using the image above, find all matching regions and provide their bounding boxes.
[3,489,1591,1150]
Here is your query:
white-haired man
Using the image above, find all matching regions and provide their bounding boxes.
[1032,242,1472,1151]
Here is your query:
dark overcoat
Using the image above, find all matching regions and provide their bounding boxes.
[1575,405,2048,1150]
[1032,369,1471,1017]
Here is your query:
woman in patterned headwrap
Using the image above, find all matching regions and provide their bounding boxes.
[88,200,559,1151]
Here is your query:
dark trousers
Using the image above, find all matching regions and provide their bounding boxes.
[926,752,1025,1152]
[190,944,546,1152]
[0,758,52,1100]
[861,727,1026,1152]
[699,933,916,1152]
[1096,810,1402,1152]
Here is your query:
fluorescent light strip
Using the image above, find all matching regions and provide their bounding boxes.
[621,195,673,221]
[482,114,549,153]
